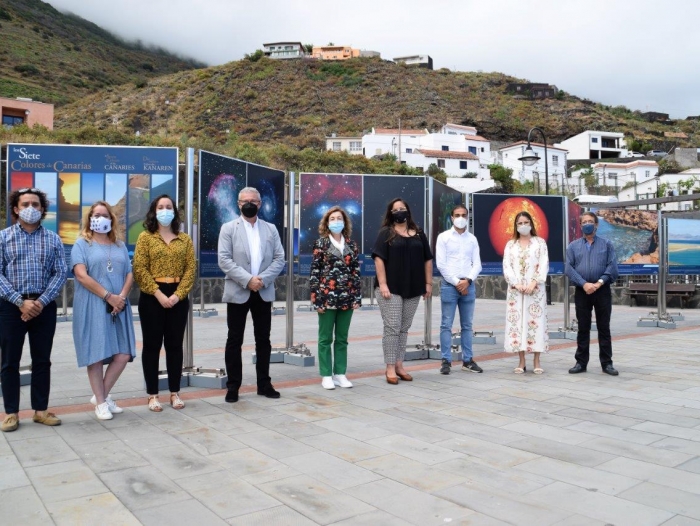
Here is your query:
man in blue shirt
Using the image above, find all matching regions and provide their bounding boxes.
[0,188,67,432]
[565,211,619,376]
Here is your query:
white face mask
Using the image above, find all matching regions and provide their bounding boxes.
[90,216,112,233]
[517,225,532,236]
[19,207,42,224]
[453,216,468,230]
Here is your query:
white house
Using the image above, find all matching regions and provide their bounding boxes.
[618,171,700,211]
[393,55,433,69]
[325,135,363,155]
[498,141,568,189]
[360,123,492,177]
[569,160,659,196]
[262,42,305,59]
[556,130,627,160]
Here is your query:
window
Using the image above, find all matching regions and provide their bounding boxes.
[481,147,485,152]
[332,142,341,151]
[459,161,468,169]
[2,115,24,127]
[441,146,449,151]
[349,141,361,152]
[437,159,446,168]
[591,137,599,143]
[645,170,650,177]
[405,148,412,153]
[552,155,559,166]
[468,146,477,155]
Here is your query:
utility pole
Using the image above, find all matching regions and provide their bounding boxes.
[398,118,402,164]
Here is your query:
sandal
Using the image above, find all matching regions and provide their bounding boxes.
[513,366,526,374]
[148,395,163,412]
[170,393,185,410]
[533,368,544,375]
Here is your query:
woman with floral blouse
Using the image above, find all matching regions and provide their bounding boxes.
[502,211,549,374]
[133,195,196,411]
[309,206,362,390]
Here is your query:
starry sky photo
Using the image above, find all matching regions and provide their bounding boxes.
[299,173,363,255]
[247,162,285,242]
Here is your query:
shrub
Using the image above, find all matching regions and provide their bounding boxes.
[244,50,264,62]
[14,64,39,76]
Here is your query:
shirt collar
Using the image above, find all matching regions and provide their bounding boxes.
[451,227,469,236]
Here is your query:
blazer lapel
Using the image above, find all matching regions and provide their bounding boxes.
[235,218,251,264]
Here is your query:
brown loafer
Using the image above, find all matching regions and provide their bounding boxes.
[32,411,61,426]
[386,374,399,385]
[396,372,413,381]
[1,414,19,432]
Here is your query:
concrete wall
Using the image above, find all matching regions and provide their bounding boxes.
[673,148,700,169]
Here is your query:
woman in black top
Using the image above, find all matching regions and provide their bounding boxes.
[372,198,433,384]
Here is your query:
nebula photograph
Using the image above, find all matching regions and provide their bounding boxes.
[248,162,285,241]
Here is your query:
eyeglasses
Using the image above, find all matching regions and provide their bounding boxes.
[17,187,40,194]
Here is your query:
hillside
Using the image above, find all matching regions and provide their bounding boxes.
[0,0,204,106]
[55,57,697,150]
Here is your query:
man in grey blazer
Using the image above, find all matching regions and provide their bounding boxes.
[218,187,285,402]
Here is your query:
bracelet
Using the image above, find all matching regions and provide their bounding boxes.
[103,291,112,301]
[118,294,127,300]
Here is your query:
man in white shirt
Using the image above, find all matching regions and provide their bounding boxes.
[435,205,483,375]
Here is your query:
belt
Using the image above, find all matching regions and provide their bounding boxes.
[22,294,41,300]
[154,277,181,284]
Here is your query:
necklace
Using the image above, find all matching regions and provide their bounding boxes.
[94,239,114,273]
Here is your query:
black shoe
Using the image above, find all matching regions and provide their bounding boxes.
[440,359,451,375]
[224,390,238,403]
[602,364,619,376]
[461,360,483,373]
[257,385,281,399]
[569,363,587,374]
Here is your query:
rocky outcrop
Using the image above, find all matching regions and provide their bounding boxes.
[597,209,657,231]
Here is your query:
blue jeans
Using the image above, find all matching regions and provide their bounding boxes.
[440,282,476,361]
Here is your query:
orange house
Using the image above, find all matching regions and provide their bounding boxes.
[0,97,54,130]
[311,45,360,60]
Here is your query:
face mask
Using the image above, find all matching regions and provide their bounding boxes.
[241,202,258,219]
[19,207,42,224]
[582,223,596,235]
[328,220,344,234]
[156,209,175,227]
[453,217,468,230]
[90,216,112,233]
[392,210,409,224]
[517,225,531,236]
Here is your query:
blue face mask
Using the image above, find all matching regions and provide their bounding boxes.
[328,220,344,234]
[156,209,175,227]
[582,223,595,235]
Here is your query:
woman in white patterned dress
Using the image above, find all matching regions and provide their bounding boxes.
[502,211,549,374]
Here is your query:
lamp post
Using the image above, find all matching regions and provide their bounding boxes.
[517,127,549,195]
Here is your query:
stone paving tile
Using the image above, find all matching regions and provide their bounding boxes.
[654,397,700,410]
[507,436,616,467]
[602,396,684,414]
[72,439,149,473]
[437,405,520,428]
[436,418,528,445]
[491,405,584,428]
[207,447,290,477]
[142,443,222,480]
[0,453,31,491]
[133,498,229,525]
[357,453,468,493]
[25,459,108,504]
[313,416,394,442]
[233,429,317,459]
[527,481,674,525]
[677,457,700,475]
[513,456,640,495]
[346,478,476,525]
[578,436,694,467]
[534,395,622,414]
[110,421,182,452]
[189,411,267,435]
[226,505,319,526]
[175,470,280,520]
[329,509,414,525]
[3,420,59,441]
[298,431,389,463]
[652,437,700,456]
[551,514,609,525]
[501,421,596,445]
[255,414,334,439]
[618,482,700,520]
[46,492,141,525]
[487,396,569,414]
[281,451,383,490]
[0,485,53,525]
[554,406,644,428]
[565,420,666,445]
[614,407,700,428]
[367,433,463,465]
[630,421,700,441]
[376,418,463,444]
[171,425,247,455]
[435,457,553,496]
[439,483,572,526]
[51,413,120,446]
[9,435,79,468]
[435,435,539,469]
[659,516,700,526]
[257,474,376,524]
[378,404,455,427]
[597,457,700,495]
[273,402,346,423]
[98,466,191,511]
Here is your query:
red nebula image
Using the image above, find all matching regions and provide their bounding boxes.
[488,197,550,256]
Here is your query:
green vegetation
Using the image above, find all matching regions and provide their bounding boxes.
[488,164,516,193]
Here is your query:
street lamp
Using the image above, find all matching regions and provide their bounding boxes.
[518,127,549,195]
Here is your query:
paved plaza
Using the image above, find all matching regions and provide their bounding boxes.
[1,297,700,525]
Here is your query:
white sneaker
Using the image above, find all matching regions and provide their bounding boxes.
[95,402,113,420]
[321,376,335,390]
[333,374,353,388]
[90,394,124,414]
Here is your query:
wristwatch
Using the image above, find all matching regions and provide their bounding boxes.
[597,279,604,285]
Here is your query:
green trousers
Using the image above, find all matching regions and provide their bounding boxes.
[317,308,354,376]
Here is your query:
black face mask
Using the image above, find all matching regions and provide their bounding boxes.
[241,202,258,218]
[392,210,409,224]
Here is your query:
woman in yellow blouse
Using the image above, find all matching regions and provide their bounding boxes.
[133,195,196,412]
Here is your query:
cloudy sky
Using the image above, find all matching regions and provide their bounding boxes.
[47,0,699,119]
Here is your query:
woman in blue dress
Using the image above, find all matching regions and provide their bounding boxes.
[71,201,136,420]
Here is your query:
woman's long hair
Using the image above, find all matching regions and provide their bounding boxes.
[143,194,181,234]
[318,206,353,238]
[511,211,538,240]
[80,201,122,244]
[381,198,421,244]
